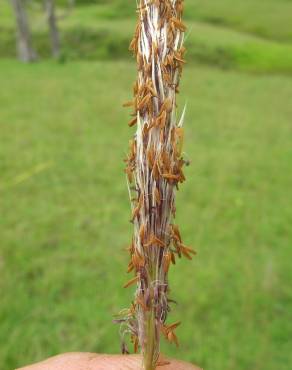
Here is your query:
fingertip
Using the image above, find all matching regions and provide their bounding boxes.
[91,354,201,370]
[15,353,202,370]
[16,352,95,370]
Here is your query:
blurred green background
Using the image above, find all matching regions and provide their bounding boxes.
[0,1,291,369]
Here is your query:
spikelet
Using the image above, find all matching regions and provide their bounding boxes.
[117,1,194,369]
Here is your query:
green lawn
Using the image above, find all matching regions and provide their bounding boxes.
[0,60,291,370]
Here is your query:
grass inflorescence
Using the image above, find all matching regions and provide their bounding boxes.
[115,1,195,368]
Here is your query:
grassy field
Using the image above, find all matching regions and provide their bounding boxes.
[1,61,291,370]
[0,1,292,370]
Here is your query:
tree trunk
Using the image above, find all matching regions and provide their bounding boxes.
[44,0,60,58]
[68,0,75,9]
[10,0,37,62]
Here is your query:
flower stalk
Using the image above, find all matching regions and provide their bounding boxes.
[116,1,195,369]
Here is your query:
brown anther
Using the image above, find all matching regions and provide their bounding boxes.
[139,224,146,244]
[170,17,187,32]
[144,233,166,248]
[138,93,152,111]
[123,275,139,289]
[154,187,161,206]
[128,117,137,127]
[163,251,171,273]
[123,100,134,108]
[180,244,197,260]
[127,261,134,273]
[162,173,180,181]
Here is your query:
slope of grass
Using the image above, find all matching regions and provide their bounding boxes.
[186,21,292,73]
[187,0,292,43]
[1,2,292,73]
[55,0,292,43]
[0,60,291,370]
[2,11,292,74]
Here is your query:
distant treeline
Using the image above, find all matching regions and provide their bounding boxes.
[10,0,63,62]
[9,0,133,63]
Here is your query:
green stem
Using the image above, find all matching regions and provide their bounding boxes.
[143,306,157,370]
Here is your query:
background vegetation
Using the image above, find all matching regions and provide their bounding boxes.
[0,1,291,370]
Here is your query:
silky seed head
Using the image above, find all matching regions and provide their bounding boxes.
[117,1,194,368]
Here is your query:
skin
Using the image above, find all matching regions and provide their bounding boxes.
[17,352,202,370]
